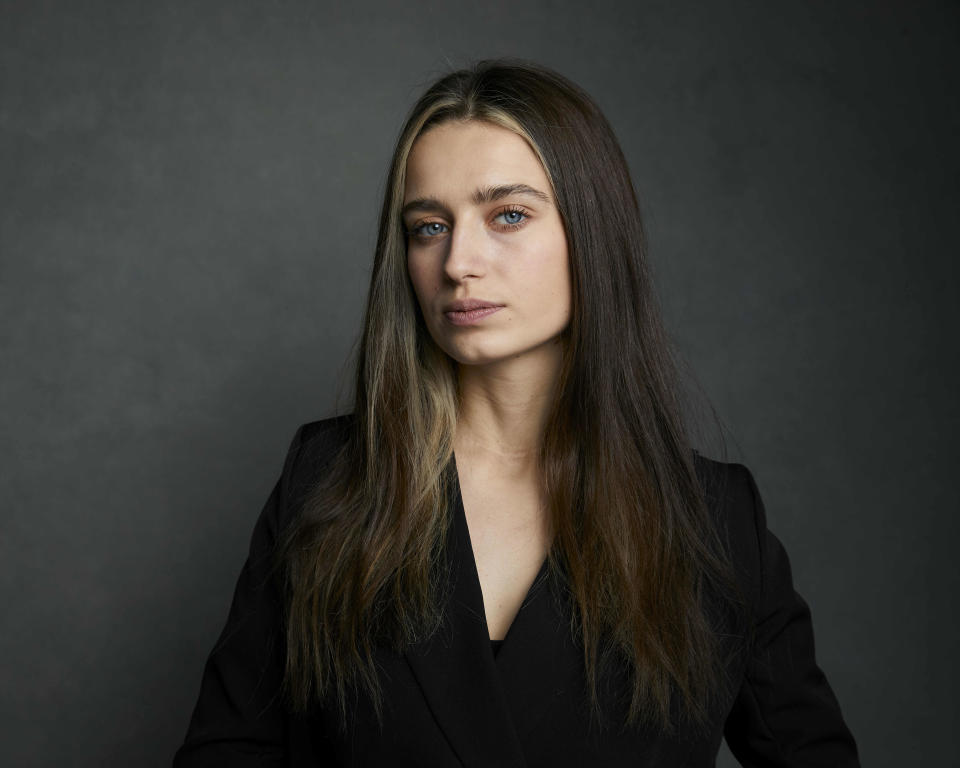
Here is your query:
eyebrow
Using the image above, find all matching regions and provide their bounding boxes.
[401,183,552,220]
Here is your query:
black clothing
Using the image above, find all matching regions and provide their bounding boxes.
[174,416,859,766]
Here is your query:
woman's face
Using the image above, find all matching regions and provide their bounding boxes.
[403,120,571,368]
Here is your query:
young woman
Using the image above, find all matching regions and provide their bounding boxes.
[174,59,860,767]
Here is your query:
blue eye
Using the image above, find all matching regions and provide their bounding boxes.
[494,207,530,229]
[410,221,448,237]
[408,208,529,239]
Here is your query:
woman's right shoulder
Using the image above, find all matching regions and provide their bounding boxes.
[287,413,356,466]
[274,413,357,529]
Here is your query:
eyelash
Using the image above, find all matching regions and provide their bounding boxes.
[406,205,531,239]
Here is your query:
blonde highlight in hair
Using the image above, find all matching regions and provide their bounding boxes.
[277,58,744,737]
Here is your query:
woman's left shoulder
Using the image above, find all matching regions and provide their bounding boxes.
[691,451,862,765]
[691,451,764,593]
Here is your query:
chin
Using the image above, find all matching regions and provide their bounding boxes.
[446,350,503,367]
[438,340,506,367]
[445,339,555,368]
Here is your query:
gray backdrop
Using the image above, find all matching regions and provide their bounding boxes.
[2,1,957,765]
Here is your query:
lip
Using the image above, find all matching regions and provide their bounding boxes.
[443,305,504,326]
[442,298,504,312]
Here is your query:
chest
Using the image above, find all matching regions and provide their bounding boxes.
[455,460,552,642]
[301,451,745,768]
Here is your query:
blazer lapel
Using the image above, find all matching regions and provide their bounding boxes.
[404,455,529,768]
[493,554,584,743]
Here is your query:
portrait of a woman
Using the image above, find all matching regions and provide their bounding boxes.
[173,59,860,766]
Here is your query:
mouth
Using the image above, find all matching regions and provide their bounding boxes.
[443,305,504,326]
[442,299,504,313]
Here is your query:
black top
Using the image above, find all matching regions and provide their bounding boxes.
[174,416,860,767]
[491,639,505,658]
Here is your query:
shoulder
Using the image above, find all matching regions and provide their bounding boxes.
[692,451,765,601]
[691,452,759,528]
[290,413,356,466]
[274,413,357,525]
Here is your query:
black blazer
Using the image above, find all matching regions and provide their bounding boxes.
[174,416,860,767]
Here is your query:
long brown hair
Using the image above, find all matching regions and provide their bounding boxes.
[278,58,742,736]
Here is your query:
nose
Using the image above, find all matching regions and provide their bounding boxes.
[442,216,487,283]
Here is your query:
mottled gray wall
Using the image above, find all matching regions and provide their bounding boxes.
[2,1,956,765]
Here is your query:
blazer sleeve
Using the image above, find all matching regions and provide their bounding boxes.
[722,465,861,767]
[173,424,306,767]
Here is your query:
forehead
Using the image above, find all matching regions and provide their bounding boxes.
[403,120,550,200]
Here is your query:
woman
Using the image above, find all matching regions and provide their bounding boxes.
[174,59,860,766]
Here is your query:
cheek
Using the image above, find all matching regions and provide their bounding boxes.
[518,233,570,303]
[406,255,433,299]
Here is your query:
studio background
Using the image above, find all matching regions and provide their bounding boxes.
[2,1,957,766]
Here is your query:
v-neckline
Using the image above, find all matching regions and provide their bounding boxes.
[450,450,552,651]
[400,451,584,766]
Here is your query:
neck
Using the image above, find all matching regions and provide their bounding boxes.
[453,340,563,470]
